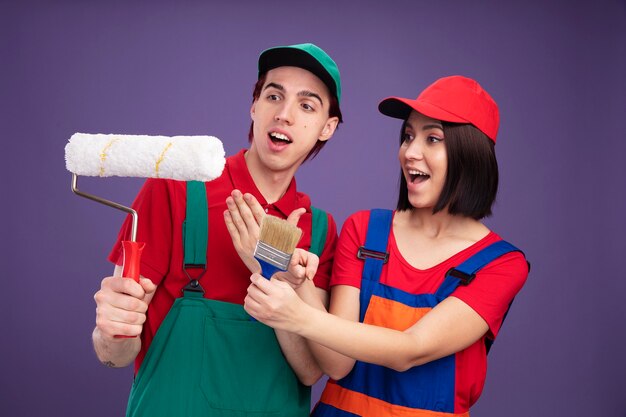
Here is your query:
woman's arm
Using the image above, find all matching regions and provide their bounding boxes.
[245,275,488,372]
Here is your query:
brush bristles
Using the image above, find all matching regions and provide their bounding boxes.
[258,215,303,255]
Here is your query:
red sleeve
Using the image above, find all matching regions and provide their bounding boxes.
[312,212,338,291]
[330,211,371,289]
[452,250,529,339]
[107,178,173,284]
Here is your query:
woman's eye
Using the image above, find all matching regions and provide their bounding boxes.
[428,135,442,143]
[402,133,414,143]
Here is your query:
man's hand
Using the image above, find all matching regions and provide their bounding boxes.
[94,274,156,339]
[273,248,319,289]
[224,189,306,274]
[223,190,265,273]
[92,266,157,368]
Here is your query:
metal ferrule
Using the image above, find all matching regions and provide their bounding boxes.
[254,240,291,271]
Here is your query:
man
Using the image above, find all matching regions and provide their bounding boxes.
[92,43,343,416]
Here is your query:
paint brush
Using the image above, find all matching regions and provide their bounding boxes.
[254,215,303,280]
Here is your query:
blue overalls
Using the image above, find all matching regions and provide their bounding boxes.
[312,209,524,417]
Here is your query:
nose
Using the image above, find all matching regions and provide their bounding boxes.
[274,101,294,125]
[404,139,424,161]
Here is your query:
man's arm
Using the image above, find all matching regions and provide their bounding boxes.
[272,284,328,385]
[224,190,325,384]
[92,264,156,368]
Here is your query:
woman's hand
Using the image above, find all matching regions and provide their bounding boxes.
[244,273,309,332]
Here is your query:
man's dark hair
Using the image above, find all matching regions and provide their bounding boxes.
[248,73,343,162]
[397,121,498,220]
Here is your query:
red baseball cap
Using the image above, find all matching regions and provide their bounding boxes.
[378,75,499,142]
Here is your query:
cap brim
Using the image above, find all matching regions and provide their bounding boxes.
[258,47,337,100]
[379,97,470,124]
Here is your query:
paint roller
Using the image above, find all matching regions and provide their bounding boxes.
[65,133,226,284]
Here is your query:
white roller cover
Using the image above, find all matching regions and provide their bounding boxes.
[65,133,226,182]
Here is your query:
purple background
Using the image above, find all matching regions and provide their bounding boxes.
[3,1,626,416]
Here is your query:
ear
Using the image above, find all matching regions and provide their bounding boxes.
[250,101,256,119]
[318,116,339,142]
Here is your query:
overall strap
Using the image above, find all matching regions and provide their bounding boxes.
[358,209,393,322]
[309,206,328,257]
[182,180,208,294]
[435,240,522,301]
[434,240,525,354]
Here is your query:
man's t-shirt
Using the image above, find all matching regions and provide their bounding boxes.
[109,149,338,372]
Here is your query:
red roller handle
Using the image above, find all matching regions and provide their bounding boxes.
[122,240,145,283]
[115,240,146,338]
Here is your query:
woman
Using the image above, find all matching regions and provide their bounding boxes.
[244,75,529,416]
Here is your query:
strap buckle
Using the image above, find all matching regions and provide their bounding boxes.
[182,279,204,294]
[357,247,389,264]
[182,264,206,294]
[445,267,475,285]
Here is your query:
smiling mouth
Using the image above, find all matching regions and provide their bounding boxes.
[408,169,430,183]
[269,132,292,144]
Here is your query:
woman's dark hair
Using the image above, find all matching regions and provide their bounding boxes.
[247,73,343,162]
[396,121,498,220]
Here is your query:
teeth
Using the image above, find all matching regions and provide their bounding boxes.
[269,132,290,142]
[408,169,428,176]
